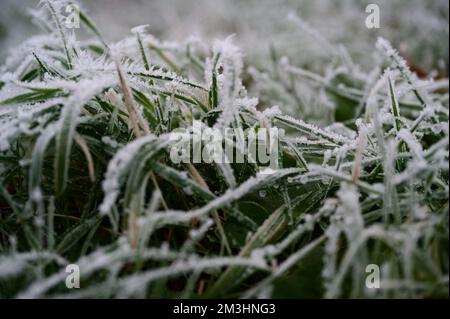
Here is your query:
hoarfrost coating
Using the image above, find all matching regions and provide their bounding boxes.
[0,0,448,299]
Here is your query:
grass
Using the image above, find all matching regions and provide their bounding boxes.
[0,0,448,298]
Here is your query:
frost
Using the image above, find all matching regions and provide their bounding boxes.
[100,135,159,215]
[275,115,351,145]
[376,37,431,106]
[397,129,423,158]
[0,252,66,279]
[210,36,245,129]
[262,105,282,118]
[131,24,151,35]
[0,0,447,299]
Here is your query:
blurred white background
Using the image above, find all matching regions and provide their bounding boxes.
[0,0,448,74]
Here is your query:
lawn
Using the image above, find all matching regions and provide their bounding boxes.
[0,0,448,298]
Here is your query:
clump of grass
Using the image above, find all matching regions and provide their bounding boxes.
[0,0,448,298]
